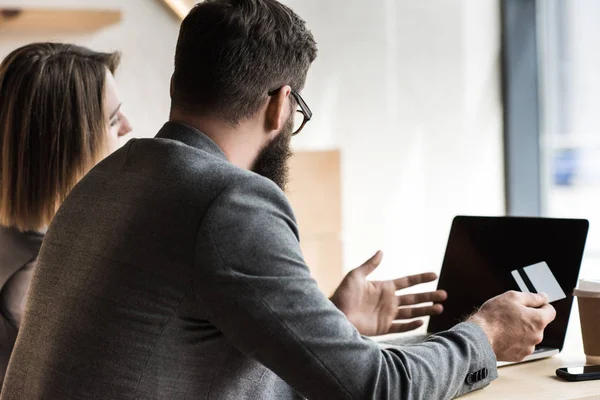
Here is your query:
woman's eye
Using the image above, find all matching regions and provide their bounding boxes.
[110,116,120,127]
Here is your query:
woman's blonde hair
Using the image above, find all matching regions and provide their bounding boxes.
[0,43,120,232]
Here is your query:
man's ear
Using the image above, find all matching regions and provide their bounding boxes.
[265,85,292,133]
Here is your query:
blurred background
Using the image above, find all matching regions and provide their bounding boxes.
[538,0,600,283]
[0,0,598,296]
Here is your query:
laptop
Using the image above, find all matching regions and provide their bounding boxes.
[377,216,589,367]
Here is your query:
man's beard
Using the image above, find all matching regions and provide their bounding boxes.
[251,116,294,191]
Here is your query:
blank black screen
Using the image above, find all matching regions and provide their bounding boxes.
[565,365,600,375]
[428,216,588,351]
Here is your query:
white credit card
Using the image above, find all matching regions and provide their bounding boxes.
[511,261,566,303]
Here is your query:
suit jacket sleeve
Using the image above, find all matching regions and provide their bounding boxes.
[193,174,498,400]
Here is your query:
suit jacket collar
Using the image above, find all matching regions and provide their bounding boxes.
[155,121,227,161]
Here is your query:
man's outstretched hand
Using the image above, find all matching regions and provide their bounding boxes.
[330,251,447,336]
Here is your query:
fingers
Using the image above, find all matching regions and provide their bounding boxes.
[354,251,383,276]
[515,291,549,308]
[387,320,424,334]
[396,304,443,320]
[398,290,447,306]
[540,303,557,323]
[530,303,557,327]
[393,272,438,290]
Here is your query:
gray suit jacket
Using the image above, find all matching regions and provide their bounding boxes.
[1,122,497,399]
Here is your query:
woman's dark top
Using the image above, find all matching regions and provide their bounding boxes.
[0,226,43,385]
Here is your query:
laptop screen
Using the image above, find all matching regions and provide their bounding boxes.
[428,216,588,351]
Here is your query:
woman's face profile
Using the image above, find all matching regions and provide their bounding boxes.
[104,69,132,154]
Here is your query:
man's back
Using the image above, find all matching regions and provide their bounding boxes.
[2,123,301,398]
[2,123,497,399]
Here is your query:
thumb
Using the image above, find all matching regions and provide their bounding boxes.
[519,292,549,308]
[355,251,383,277]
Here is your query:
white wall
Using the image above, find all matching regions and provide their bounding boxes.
[1,0,505,286]
[285,0,505,283]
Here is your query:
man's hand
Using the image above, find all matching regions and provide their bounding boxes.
[468,291,557,362]
[330,251,447,336]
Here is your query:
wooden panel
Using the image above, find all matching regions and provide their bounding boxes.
[287,150,341,236]
[300,235,343,297]
[287,150,344,295]
[0,8,121,33]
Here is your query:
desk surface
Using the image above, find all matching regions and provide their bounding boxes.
[462,352,600,400]
[462,302,600,399]
[374,299,600,398]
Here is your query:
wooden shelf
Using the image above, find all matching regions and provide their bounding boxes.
[0,8,121,33]
[159,0,195,21]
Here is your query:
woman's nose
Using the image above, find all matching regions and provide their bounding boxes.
[118,112,132,137]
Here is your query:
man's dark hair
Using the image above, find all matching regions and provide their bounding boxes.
[171,0,318,125]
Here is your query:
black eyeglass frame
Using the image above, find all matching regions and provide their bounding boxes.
[268,87,312,135]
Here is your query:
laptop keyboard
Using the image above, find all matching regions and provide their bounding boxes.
[532,346,553,354]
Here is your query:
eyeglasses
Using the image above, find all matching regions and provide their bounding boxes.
[268,87,312,136]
